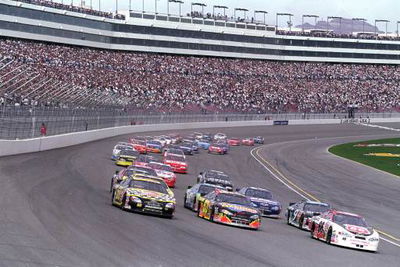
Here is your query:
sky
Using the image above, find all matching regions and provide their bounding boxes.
[75,0,399,32]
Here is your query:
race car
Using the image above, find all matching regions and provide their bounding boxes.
[181,140,199,154]
[197,170,233,191]
[253,136,265,144]
[111,177,176,218]
[111,165,160,190]
[148,162,177,188]
[238,187,282,217]
[133,154,161,167]
[196,139,211,150]
[227,138,241,146]
[163,148,186,159]
[208,143,227,155]
[184,183,225,211]
[213,133,227,140]
[129,139,147,154]
[169,144,193,155]
[115,150,140,167]
[164,155,188,174]
[309,210,380,252]
[153,136,172,146]
[241,138,255,146]
[167,133,182,144]
[111,143,134,160]
[197,190,261,230]
[146,140,163,153]
[286,200,331,230]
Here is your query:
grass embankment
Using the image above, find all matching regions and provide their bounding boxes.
[329,138,400,177]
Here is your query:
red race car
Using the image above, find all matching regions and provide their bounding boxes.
[241,138,255,146]
[208,143,226,154]
[148,162,177,187]
[227,138,241,146]
[164,155,188,174]
[129,139,147,154]
[133,155,161,167]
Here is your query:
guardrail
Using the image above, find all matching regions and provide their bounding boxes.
[1,105,398,140]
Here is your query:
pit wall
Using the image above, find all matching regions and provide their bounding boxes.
[1,118,399,157]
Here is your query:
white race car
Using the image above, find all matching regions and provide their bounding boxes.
[309,210,379,252]
[213,133,227,141]
[111,143,134,160]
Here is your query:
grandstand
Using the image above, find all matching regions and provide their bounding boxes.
[0,0,399,115]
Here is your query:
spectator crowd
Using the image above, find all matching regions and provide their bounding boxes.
[0,38,399,113]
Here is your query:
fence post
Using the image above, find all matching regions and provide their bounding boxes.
[31,116,36,138]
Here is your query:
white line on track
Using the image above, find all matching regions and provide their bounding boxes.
[250,144,400,249]
[356,123,400,132]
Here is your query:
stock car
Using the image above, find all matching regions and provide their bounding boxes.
[184,183,225,211]
[254,136,265,144]
[238,187,282,217]
[164,155,188,174]
[111,143,134,160]
[214,133,227,140]
[148,162,177,187]
[182,140,199,154]
[196,139,211,150]
[197,190,261,230]
[309,210,380,252]
[197,170,233,191]
[111,177,176,218]
[208,143,227,154]
[227,138,241,146]
[146,140,163,153]
[169,144,194,155]
[110,166,160,191]
[168,133,182,144]
[286,201,331,230]
[241,138,255,146]
[129,139,147,154]
[115,150,140,167]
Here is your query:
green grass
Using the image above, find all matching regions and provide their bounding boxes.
[329,138,400,177]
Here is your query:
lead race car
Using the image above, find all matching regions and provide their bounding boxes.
[197,190,261,230]
[309,210,380,252]
[111,177,176,218]
[286,200,331,230]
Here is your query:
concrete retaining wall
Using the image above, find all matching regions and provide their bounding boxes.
[1,118,399,157]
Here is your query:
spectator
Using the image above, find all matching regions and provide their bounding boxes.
[40,123,47,136]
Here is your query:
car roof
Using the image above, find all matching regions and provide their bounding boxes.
[330,210,362,217]
[305,201,329,206]
[245,187,272,192]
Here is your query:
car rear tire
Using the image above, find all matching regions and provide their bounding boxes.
[111,190,116,206]
[326,228,332,244]
[286,211,291,225]
[299,215,305,229]
[310,223,316,239]
[183,195,188,208]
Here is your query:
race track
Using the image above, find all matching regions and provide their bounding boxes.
[0,123,399,267]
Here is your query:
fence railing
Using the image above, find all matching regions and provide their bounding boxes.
[0,105,398,140]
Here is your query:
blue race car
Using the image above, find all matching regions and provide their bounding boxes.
[238,187,282,217]
[196,139,211,150]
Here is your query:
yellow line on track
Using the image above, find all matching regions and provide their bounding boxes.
[252,145,400,245]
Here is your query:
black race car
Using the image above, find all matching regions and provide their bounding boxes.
[197,170,233,191]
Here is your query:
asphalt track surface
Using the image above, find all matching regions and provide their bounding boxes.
[1,123,400,267]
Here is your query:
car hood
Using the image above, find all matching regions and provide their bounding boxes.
[250,197,279,206]
[343,224,372,235]
[219,203,258,214]
[128,188,175,202]
[155,170,174,177]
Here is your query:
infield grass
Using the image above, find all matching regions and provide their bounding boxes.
[329,138,400,177]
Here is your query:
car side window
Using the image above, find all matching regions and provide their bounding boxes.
[298,203,304,210]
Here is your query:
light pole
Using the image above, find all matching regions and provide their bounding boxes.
[234,8,249,22]
[254,10,268,25]
[276,13,293,31]
[352,18,366,34]
[375,19,390,37]
[301,15,318,32]
[168,0,184,16]
[397,21,400,38]
[115,0,118,14]
[213,5,228,18]
[327,16,342,33]
[191,2,206,17]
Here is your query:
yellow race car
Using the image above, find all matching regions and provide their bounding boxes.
[111,177,176,218]
[115,149,140,166]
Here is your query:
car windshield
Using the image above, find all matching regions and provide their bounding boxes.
[333,214,369,227]
[149,163,172,172]
[133,167,158,177]
[199,185,219,195]
[304,203,330,213]
[245,189,273,200]
[206,172,229,180]
[181,143,193,147]
[168,149,183,154]
[216,194,252,206]
[129,180,167,194]
[147,141,161,145]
